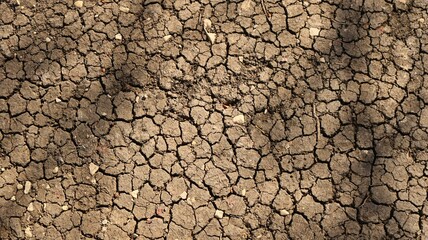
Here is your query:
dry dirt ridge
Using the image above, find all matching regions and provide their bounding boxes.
[1,0,428,239]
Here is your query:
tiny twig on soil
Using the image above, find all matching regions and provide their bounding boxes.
[360,194,369,207]
[261,0,271,22]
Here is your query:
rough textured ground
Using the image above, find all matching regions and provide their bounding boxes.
[1,0,428,239]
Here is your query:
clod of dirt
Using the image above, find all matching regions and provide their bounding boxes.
[233,115,245,124]
[74,1,83,8]
[24,181,31,194]
[89,163,99,175]
[240,0,255,15]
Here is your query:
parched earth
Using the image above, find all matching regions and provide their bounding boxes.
[1,0,428,239]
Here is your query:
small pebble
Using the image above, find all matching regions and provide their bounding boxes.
[27,202,34,212]
[11,196,16,201]
[25,227,32,238]
[203,19,212,29]
[241,189,246,196]
[163,35,172,41]
[74,1,83,8]
[17,183,23,190]
[62,205,69,211]
[309,27,320,36]
[115,33,122,40]
[119,6,130,13]
[24,181,31,194]
[53,166,59,173]
[180,191,188,199]
[215,209,224,219]
[89,163,99,175]
[233,115,245,124]
[45,37,51,43]
[55,98,61,103]
[102,219,109,225]
[280,209,290,216]
[130,190,139,199]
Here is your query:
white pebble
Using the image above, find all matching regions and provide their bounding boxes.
[74,1,83,8]
[62,205,69,211]
[119,6,130,13]
[25,227,32,238]
[89,163,99,175]
[24,181,31,194]
[280,209,290,216]
[17,183,23,190]
[27,202,34,212]
[215,209,224,219]
[53,166,59,173]
[163,35,172,41]
[309,27,320,36]
[233,114,245,124]
[130,190,139,199]
[180,191,188,199]
[115,33,123,40]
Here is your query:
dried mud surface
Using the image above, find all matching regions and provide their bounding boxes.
[1,0,428,239]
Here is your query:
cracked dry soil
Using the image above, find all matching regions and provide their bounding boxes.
[1,0,428,239]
